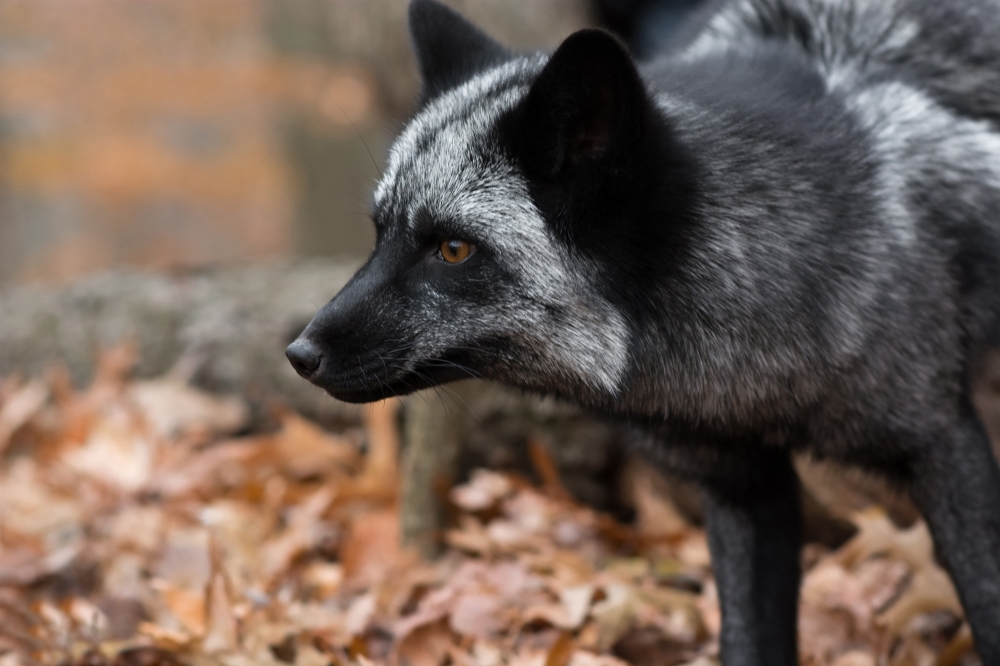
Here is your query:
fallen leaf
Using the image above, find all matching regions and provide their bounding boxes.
[63,407,155,492]
[591,584,639,651]
[528,439,571,501]
[270,411,360,479]
[830,650,875,666]
[450,470,513,512]
[623,463,687,542]
[878,565,962,637]
[153,581,205,636]
[0,380,48,454]
[202,571,238,653]
[130,378,248,440]
[300,562,345,598]
[262,487,337,580]
[396,620,455,666]
[111,647,186,666]
[340,507,400,588]
[544,632,575,666]
[449,593,505,638]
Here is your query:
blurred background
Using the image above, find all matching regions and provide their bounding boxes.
[0,0,603,285]
[0,0,709,285]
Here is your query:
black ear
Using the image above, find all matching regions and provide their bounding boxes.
[409,0,512,103]
[519,30,648,178]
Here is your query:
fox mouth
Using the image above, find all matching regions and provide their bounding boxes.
[313,364,437,404]
[286,341,476,404]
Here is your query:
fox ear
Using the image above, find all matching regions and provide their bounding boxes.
[409,0,511,103]
[519,30,647,178]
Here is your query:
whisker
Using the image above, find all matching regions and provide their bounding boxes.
[407,369,452,417]
[331,99,382,179]
[418,358,485,380]
[358,356,373,401]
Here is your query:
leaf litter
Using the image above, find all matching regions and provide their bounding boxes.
[0,347,980,666]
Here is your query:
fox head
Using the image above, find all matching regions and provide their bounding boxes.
[287,0,692,410]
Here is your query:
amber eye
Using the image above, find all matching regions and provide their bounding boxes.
[438,239,473,264]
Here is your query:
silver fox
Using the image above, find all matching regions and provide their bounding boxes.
[287,0,1000,663]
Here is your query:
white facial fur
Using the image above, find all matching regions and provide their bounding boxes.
[372,58,632,397]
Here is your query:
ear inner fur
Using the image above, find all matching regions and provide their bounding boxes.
[519,29,648,178]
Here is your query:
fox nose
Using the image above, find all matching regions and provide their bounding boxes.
[286,338,322,377]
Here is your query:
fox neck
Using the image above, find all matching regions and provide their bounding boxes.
[576,54,874,431]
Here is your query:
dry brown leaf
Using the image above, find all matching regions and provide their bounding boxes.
[568,652,631,666]
[150,438,265,498]
[544,632,575,666]
[546,551,597,589]
[261,487,337,580]
[111,646,187,666]
[296,643,334,666]
[522,585,593,632]
[137,622,194,650]
[202,571,238,653]
[830,650,876,666]
[487,519,540,552]
[799,554,912,664]
[449,593,505,638]
[154,527,212,591]
[393,586,455,641]
[623,463,688,542]
[590,584,639,651]
[825,508,963,650]
[270,411,360,479]
[528,439,572,501]
[1,460,80,530]
[107,505,166,554]
[446,517,493,555]
[836,508,934,570]
[472,642,504,666]
[450,470,513,512]
[152,581,205,636]
[129,379,248,440]
[561,585,595,629]
[637,588,703,645]
[0,380,48,454]
[340,507,401,589]
[877,565,962,637]
[396,620,456,666]
[300,562,345,598]
[508,651,548,666]
[63,407,155,492]
[934,623,974,666]
[802,558,906,632]
[0,542,79,586]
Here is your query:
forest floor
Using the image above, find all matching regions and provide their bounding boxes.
[0,346,979,666]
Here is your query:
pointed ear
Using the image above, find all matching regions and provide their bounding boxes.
[519,30,648,178]
[409,0,512,103]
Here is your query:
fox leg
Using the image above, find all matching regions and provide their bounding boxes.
[908,406,1000,664]
[698,447,801,666]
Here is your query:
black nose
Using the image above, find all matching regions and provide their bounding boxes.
[286,338,322,377]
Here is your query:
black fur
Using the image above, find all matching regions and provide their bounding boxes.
[408,0,511,104]
[288,1,1000,663]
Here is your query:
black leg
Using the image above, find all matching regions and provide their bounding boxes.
[700,448,801,666]
[909,410,1000,665]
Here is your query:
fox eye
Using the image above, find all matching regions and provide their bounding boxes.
[438,239,474,264]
